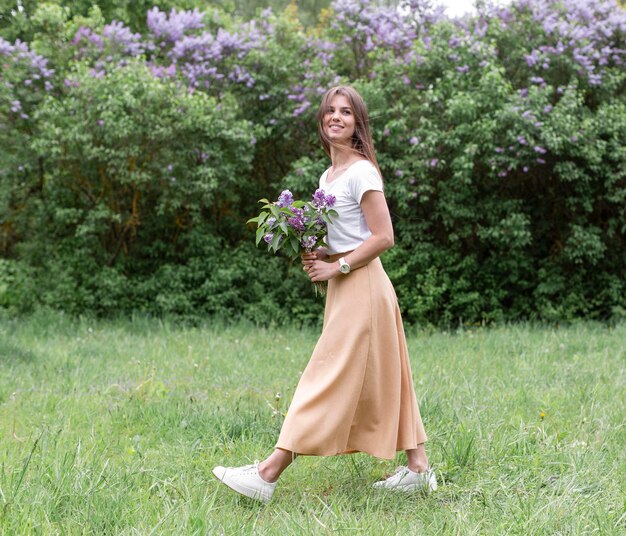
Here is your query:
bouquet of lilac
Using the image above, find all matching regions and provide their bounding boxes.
[248,188,337,293]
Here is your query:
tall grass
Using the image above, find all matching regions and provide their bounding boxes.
[0,311,624,534]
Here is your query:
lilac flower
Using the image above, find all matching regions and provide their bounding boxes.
[536,158,546,164]
[147,7,205,42]
[10,100,21,113]
[276,190,293,208]
[534,146,547,154]
[430,159,439,167]
[495,147,504,153]
[263,233,274,244]
[517,136,527,145]
[456,65,470,73]
[288,217,305,232]
[312,189,327,208]
[410,136,419,145]
[325,194,336,207]
[301,236,317,250]
[266,217,276,227]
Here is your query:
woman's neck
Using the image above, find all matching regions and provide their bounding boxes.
[330,146,359,169]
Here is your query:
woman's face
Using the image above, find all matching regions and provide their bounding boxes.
[323,94,356,144]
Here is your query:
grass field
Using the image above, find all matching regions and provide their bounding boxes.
[0,312,624,534]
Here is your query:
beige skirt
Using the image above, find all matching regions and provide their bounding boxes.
[275,257,427,459]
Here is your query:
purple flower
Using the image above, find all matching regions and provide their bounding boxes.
[325,194,336,207]
[290,207,304,219]
[495,147,504,153]
[10,100,21,113]
[276,190,293,208]
[301,236,317,250]
[534,146,547,154]
[517,136,527,145]
[456,65,469,73]
[409,136,419,145]
[287,217,305,232]
[536,158,546,164]
[263,233,274,244]
[312,189,328,208]
[430,159,439,167]
[266,217,276,227]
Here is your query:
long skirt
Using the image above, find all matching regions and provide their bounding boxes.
[275,257,427,459]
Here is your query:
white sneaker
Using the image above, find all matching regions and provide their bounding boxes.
[212,460,276,504]
[373,466,438,493]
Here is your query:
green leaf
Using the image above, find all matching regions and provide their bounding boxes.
[271,232,282,252]
[255,226,265,246]
[290,236,300,255]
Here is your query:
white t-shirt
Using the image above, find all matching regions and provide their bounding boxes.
[319,160,384,254]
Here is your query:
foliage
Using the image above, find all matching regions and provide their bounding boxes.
[1,0,625,324]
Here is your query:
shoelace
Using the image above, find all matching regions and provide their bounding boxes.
[385,466,409,484]
[237,460,260,475]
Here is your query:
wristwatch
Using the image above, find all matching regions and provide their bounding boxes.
[338,257,351,274]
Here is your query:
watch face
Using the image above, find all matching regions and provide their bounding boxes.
[340,264,350,273]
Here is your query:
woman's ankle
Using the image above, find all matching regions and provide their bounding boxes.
[407,462,429,473]
[257,462,279,483]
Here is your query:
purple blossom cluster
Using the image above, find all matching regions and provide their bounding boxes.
[508,0,625,85]
[276,190,294,208]
[0,37,55,118]
[73,22,144,58]
[71,7,270,91]
[0,38,55,81]
[312,188,336,209]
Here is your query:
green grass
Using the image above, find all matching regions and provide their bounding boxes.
[0,311,624,534]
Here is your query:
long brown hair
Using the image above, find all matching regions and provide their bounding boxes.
[316,85,382,180]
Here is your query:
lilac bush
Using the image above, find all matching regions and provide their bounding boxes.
[0,0,624,323]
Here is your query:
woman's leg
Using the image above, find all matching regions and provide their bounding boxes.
[406,443,430,473]
[257,448,297,483]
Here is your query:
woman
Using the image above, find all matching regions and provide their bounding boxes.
[213,85,436,503]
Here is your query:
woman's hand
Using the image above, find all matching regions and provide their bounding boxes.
[302,258,340,282]
[300,247,328,263]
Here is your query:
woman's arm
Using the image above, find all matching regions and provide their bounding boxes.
[302,190,394,282]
